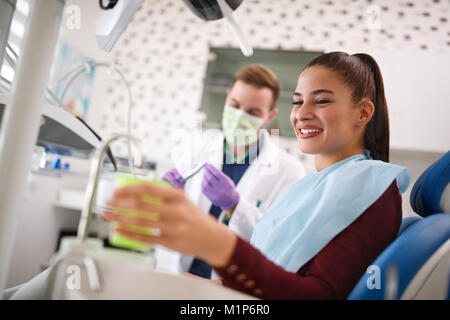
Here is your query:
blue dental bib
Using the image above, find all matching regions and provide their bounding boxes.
[250,150,411,272]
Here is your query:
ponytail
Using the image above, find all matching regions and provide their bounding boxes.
[353,54,390,162]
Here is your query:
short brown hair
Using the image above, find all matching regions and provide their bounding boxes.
[232,64,280,110]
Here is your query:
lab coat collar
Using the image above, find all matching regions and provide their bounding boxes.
[205,129,277,170]
[223,132,265,164]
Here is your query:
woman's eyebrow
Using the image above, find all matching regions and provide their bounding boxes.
[293,89,334,97]
[311,89,334,95]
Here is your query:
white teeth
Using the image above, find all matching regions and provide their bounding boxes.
[300,128,322,134]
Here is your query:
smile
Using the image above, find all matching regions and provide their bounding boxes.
[299,128,323,138]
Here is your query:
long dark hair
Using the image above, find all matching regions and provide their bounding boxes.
[304,52,390,162]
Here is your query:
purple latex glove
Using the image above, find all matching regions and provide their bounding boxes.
[201,163,239,210]
[162,168,185,189]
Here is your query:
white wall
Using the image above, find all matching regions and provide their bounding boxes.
[365,49,450,153]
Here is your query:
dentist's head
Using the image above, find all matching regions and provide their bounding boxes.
[222,64,279,148]
[291,52,389,170]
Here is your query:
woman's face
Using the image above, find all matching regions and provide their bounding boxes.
[290,66,363,157]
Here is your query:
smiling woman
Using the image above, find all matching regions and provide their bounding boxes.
[291,52,389,171]
[102,51,411,300]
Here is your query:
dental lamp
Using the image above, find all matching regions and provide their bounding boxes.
[96,0,253,56]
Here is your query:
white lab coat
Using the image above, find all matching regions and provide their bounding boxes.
[154,130,306,275]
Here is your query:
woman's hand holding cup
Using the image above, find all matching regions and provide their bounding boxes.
[101,181,237,268]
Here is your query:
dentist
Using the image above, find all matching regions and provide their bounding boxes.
[161,64,306,278]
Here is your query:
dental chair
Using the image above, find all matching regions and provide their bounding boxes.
[348,151,450,300]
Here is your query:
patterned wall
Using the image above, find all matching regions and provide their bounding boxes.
[91,0,450,172]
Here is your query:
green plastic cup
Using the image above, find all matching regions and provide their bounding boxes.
[108,172,170,251]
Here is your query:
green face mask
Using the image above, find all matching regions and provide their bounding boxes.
[221,104,265,147]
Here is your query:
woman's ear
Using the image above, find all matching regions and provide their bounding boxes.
[357,99,375,126]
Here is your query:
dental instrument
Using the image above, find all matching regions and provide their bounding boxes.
[179,161,207,184]
[96,0,253,57]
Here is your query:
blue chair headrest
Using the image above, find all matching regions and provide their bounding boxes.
[410,151,450,217]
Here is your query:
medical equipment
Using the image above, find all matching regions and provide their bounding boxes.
[0,0,16,69]
[34,134,254,299]
[179,161,207,184]
[0,0,65,294]
[96,0,253,56]
[43,234,256,299]
[77,134,144,240]
[55,61,133,172]
[216,0,253,56]
[1,45,125,164]
[96,0,145,52]
[348,151,450,299]
[1,43,118,166]
[0,94,117,165]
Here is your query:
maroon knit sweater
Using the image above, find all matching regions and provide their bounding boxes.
[214,181,402,299]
